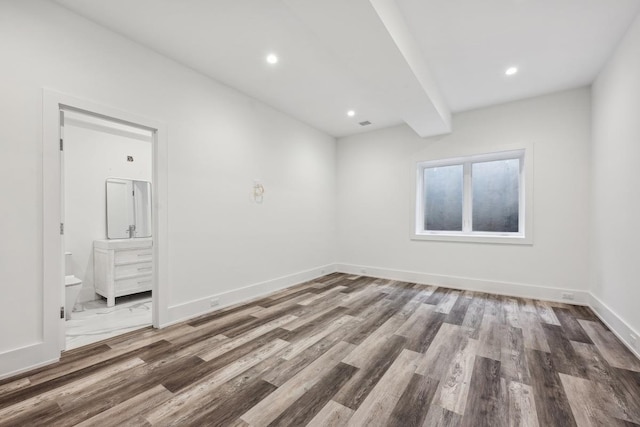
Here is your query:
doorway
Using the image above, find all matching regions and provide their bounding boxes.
[42,90,168,359]
[61,109,154,349]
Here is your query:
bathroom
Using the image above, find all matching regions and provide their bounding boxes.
[63,109,154,349]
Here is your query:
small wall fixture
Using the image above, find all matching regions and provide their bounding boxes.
[505,67,518,76]
[253,180,265,203]
[347,110,355,117]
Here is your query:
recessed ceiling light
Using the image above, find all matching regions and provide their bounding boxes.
[347,110,355,117]
[505,67,518,76]
[266,54,278,65]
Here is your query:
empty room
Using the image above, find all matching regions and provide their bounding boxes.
[1,0,640,426]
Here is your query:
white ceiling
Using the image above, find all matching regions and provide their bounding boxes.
[397,0,640,113]
[53,0,640,138]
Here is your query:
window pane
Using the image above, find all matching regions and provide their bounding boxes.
[472,158,519,232]
[424,165,463,231]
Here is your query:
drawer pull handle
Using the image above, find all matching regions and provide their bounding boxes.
[138,280,151,285]
[137,253,152,257]
[137,267,152,272]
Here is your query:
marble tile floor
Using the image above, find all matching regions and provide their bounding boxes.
[65,292,152,350]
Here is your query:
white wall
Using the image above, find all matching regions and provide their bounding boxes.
[64,121,152,303]
[337,88,592,300]
[0,0,336,369]
[591,14,640,340]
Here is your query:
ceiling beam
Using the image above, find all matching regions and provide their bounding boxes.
[369,0,451,137]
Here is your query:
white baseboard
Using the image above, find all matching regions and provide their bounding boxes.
[0,343,59,381]
[163,264,338,327]
[336,263,590,305]
[3,263,637,380]
[0,264,337,380]
[337,263,640,360]
[589,293,640,360]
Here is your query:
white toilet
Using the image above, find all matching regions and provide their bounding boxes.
[64,252,83,320]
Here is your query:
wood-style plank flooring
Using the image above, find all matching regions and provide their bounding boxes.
[2,273,640,426]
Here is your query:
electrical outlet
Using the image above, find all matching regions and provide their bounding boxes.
[210,298,220,308]
[561,292,575,301]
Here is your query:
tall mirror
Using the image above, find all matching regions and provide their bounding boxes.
[106,178,152,239]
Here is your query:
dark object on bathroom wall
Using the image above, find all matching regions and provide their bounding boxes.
[127,156,134,162]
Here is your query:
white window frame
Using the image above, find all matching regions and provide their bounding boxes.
[413,148,533,245]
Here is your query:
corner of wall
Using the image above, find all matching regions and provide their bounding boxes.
[587,9,640,360]
[163,264,338,327]
[589,293,640,359]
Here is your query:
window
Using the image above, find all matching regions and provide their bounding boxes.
[415,149,530,244]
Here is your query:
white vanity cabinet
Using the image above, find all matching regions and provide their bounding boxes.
[94,238,153,307]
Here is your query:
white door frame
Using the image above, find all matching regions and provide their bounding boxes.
[43,89,169,355]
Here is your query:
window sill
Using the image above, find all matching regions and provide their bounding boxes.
[411,232,533,245]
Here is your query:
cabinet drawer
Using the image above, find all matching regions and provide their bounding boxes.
[115,248,153,265]
[115,275,152,293]
[115,262,152,279]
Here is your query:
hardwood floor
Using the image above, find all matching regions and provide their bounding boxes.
[2,273,640,426]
